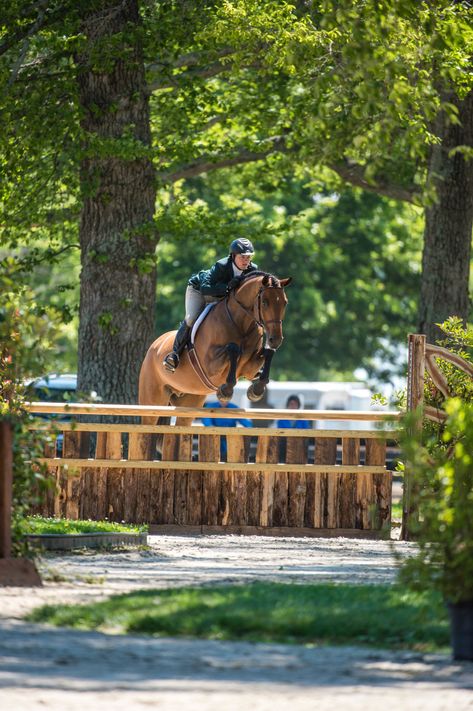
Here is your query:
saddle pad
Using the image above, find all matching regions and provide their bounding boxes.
[190,303,216,345]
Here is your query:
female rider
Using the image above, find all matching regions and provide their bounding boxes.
[163,238,258,372]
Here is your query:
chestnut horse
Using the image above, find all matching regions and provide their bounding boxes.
[138,271,291,424]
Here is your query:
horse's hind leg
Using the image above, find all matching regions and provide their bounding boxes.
[217,342,240,403]
[247,348,275,402]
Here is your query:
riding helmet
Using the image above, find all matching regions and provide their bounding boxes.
[230,238,255,256]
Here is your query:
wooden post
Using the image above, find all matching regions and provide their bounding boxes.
[0,421,13,559]
[0,420,42,586]
[401,333,426,541]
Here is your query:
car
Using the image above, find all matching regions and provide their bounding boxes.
[26,374,78,456]
[27,373,78,403]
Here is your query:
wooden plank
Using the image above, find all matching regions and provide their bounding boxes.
[27,401,402,421]
[200,434,220,525]
[41,458,388,474]
[30,421,399,438]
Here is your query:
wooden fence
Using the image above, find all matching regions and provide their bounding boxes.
[28,402,400,539]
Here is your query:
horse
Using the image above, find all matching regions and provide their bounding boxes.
[138,271,291,428]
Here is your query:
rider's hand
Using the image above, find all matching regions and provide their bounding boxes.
[227,276,242,292]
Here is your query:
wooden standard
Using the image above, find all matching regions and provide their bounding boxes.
[0,421,41,586]
[28,402,399,539]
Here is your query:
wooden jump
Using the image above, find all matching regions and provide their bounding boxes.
[27,401,400,539]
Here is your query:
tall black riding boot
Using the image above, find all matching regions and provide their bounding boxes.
[163,321,191,372]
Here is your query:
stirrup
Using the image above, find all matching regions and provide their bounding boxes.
[163,352,179,372]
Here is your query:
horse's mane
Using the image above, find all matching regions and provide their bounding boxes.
[239,270,281,287]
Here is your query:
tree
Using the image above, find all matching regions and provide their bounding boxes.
[1,0,472,402]
[75,0,157,403]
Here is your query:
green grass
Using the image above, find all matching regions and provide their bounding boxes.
[27,582,450,652]
[24,516,148,535]
[391,502,402,520]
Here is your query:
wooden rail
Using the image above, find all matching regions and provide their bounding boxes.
[27,402,399,539]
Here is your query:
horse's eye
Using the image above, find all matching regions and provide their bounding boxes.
[262,300,269,308]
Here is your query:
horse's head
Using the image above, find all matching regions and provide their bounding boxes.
[259,274,292,349]
[236,272,291,350]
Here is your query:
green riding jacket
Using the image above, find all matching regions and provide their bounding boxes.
[188,256,258,297]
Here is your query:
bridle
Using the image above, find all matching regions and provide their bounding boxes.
[225,278,285,338]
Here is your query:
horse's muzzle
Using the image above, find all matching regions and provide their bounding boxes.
[267,334,283,349]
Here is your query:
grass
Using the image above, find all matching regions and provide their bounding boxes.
[391,502,402,520]
[27,582,450,652]
[23,516,148,535]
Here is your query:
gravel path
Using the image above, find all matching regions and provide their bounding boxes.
[1,534,472,710]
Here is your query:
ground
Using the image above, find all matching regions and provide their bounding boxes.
[1,535,472,710]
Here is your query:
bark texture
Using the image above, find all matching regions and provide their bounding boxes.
[76,0,156,403]
[419,90,473,343]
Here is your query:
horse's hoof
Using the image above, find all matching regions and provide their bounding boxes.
[217,385,233,403]
[247,382,265,402]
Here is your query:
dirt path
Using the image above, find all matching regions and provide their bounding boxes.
[1,535,472,710]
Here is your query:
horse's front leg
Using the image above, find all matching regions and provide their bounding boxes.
[247,348,275,402]
[217,342,240,403]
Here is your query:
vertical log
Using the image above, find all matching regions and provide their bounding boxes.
[339,438,359,528]
[257,435,278,527]
[104,431,123,521]
[185,435,202,526]
[223,433,247,526]
[402,333,426,540]
[200,434,220,525]
[63,431,83,520]
[174,434,193,525]
[366,439,391,530]
[128,432,152,524]
[287,436,308,527]
[161,434,179,525]
[313,437,337,528]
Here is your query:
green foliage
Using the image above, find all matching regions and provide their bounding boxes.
[0,270,62,555]
[28,581,449,651]
[23,516,147,535]
[399,398,473,603]
[155,175,422,379]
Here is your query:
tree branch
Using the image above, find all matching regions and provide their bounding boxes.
[329,161,418,204]
[157,137,290,183]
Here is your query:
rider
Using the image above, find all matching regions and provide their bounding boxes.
[163,238,258,372]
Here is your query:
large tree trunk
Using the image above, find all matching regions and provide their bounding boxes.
[76,0,156,403]
[418,90,473,344]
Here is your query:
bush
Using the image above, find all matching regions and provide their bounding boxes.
[399,398,473,603]
[0,269,61,555]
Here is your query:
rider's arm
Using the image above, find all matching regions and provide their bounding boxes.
[199,260,230,296]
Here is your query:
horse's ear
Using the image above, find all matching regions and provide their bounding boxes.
[262,274,271,286]
[279,277,292,288]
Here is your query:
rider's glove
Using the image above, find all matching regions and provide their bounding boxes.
[227,276,242,292]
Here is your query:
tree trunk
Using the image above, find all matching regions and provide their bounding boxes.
[418,90,473,344]
[76,0,157,404]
